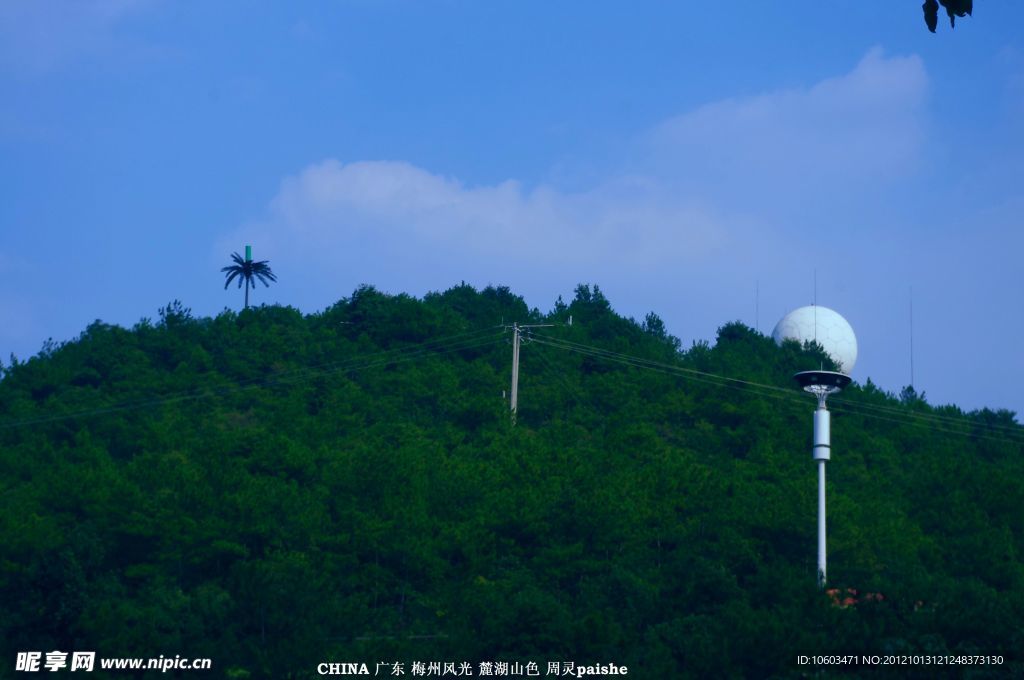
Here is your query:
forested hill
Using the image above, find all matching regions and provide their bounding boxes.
[1,283,1021,678]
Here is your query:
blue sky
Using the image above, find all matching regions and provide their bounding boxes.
[2,1,1023,417]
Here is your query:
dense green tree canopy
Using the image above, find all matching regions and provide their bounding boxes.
[1,284,1020,677]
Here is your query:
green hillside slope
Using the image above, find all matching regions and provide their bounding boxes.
[1,284,1021,678]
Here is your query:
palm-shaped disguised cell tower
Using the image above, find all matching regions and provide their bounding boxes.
[772,305,858,587]
[222,245,277,310]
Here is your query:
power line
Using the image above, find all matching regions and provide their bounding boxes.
[528,334,1024,444]
[532,333,798,397]
[529,340,590,412]
[534,335,1022,442]
[2,322,1019,444]
[531,337,812,405]
[531,332,1023,436]
[825,394,1022,434]
[0,330,506,430]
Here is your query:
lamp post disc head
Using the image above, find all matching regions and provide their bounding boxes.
[794,370,851,391]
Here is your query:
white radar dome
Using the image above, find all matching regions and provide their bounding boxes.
[772,306,857,374]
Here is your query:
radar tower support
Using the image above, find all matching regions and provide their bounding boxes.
[794,370,850,588]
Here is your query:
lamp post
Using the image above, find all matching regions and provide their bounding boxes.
[794,370,851,588]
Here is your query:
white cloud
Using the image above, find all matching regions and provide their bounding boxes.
[220,48,931,326]
[647,47,928,203]
[263,160,725,265]
[222,159,732,314]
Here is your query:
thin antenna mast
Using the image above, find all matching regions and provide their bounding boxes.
[755,280,759,333]
[910,286,915,389]
[814,270,820,369]
[813,269,818,345]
